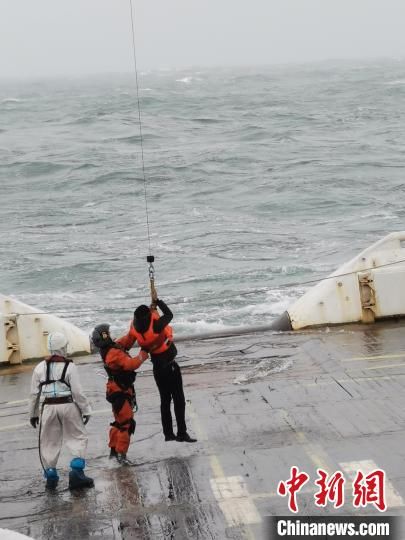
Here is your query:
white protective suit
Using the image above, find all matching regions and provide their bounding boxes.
[29,357,91,469]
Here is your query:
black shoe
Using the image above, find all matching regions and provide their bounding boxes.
[45,476,59,490]
[176,433,197,443]
[165,434,177,441]
[117,453,132,466]
[109,448,118,459]
[69,469,94,490]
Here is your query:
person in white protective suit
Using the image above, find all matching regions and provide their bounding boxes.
[29,332,94,490]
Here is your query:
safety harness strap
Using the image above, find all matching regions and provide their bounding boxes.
[60,361,70,384]
[110,418,136,435]
[40,357,72,388]
[107,390,136,414]
[104,363,136,391]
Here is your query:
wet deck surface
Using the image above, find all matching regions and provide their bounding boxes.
[1,321,405,539]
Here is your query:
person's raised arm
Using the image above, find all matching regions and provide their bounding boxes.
[116,326,137,351]
[153,299,173,333]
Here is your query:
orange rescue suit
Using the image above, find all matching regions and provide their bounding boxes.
[103,337,147,454]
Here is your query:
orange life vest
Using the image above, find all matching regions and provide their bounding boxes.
[130,311,173,354]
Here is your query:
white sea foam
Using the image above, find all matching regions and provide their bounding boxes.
[175,318,230,335]
[234,356,293,384]
[385,79,405,85]
[1,98,21,103]
[176,77,193,84]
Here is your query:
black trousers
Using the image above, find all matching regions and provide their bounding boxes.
[153,361,187,437]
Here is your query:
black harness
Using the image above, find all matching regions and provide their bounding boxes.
[104,365,137,390]
[99,343,138,426]
[100,343,137,390]
[39,355,72,390]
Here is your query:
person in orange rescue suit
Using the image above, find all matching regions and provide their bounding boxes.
[119,298,197,443]
[91,324,149,464]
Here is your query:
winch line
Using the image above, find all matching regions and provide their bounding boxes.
[129,0,152,256]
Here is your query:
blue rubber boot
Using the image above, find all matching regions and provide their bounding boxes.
[68,458,94,490]
[44,468,59,490]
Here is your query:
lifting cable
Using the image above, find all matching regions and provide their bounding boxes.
[128,0,157,304]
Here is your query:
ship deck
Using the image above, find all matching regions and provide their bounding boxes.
[1,320,405,539]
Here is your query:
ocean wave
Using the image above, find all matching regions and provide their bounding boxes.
[73,163,100,171]
[1,98,22,104]
[3,161,68,176]
[83,171,143,185]
[385,79,405,86]
[211,252,276,262]
[66,116,95,125]
[106,134,143,144]
[2,62,405,332]
[174,318,236,335]
[191,117,222,124]
[176,77,194,84]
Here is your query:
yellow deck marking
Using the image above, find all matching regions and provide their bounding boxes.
[92,408,111,415]
[0,422,26,432]
[296,431,334,471]
[0,399,28,406]
[281,410,334,472]
[187,402,260,537]
[210,455,225,478]
[342,352,405,362]
[364,363,405,371]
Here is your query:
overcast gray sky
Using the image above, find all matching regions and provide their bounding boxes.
[1,0,405,78]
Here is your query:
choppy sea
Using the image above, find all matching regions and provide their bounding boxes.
[1,59,405,336]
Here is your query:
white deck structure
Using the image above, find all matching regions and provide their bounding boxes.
[0,295,90,364]
[286,232,405,330]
